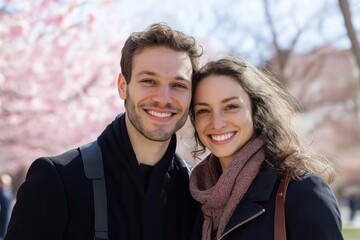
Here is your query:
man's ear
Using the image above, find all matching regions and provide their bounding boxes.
[117,73,127,100]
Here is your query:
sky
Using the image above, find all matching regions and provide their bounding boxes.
[71,0,360,64]
[4,0,358,64]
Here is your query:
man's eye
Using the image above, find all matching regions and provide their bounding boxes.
[141,79,156,84]
[172,83,188,89]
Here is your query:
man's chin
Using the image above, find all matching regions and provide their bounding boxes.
[142,128,175,142]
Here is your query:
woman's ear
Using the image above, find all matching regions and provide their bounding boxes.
[117,73,127,100]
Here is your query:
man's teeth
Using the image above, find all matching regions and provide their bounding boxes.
[148,110,172,118]
[211,132,235,141]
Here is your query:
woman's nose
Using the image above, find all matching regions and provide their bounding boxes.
[212,111,227,129]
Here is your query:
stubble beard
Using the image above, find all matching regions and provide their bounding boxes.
[125,94,188,142]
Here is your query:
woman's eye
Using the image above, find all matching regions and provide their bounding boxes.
[226,104,239,110]
[195,109,209,115]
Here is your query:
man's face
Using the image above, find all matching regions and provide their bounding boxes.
[118,46,193,142]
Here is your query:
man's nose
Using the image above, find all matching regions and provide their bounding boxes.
[152,85,173,104]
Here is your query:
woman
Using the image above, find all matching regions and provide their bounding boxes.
[189,57,343,240]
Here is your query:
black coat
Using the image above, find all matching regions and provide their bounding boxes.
[5,115,202,240]
[219,162,343,240]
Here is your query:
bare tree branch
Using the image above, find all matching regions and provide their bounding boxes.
[338,0,360,121]
[338,0,360,71]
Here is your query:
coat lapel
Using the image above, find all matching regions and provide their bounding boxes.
[222,162,279,235]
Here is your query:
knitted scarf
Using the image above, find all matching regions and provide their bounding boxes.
[189,137,265,240]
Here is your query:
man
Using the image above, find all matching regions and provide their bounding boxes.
[5,23,203,240]
[0,174,13,239]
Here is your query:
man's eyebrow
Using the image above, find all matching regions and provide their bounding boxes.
[136,70,190,81]
[135,71,157,77]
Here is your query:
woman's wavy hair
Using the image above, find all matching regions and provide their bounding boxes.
[189,57,336,183]
[120,22,203,83]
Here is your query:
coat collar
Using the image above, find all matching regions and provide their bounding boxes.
[222,160,279,235]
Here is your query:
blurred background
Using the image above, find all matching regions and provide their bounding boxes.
[1,0,360,233]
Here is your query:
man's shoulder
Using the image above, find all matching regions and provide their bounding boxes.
[47,147,80,164]
[26,146,91,197]
[29,147,85,181]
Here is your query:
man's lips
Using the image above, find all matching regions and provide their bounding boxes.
[147,110,174,118]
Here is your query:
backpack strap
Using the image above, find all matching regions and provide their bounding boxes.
[80,141,109,240]
[274,175,290,240]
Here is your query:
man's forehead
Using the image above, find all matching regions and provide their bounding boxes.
[132,47,192,80]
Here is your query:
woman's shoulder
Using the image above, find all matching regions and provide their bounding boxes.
[286,172,341,219]
[289,172,327,189]
[284,174,343,239]
[287,173,335,202]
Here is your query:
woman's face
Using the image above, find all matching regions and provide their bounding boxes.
[193,74,254,168]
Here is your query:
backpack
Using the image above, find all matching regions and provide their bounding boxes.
[80,141,108,240]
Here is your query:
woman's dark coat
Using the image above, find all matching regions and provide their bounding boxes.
[218,162,343,240]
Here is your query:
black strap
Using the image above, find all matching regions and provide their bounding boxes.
[80,141,109,240]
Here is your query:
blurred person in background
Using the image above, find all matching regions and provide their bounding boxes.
[189,57,343,240]
[5,23,203,240]
[0,174,14,239]
[348,195,357,222]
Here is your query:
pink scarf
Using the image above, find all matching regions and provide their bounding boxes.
[189,138,265,240]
